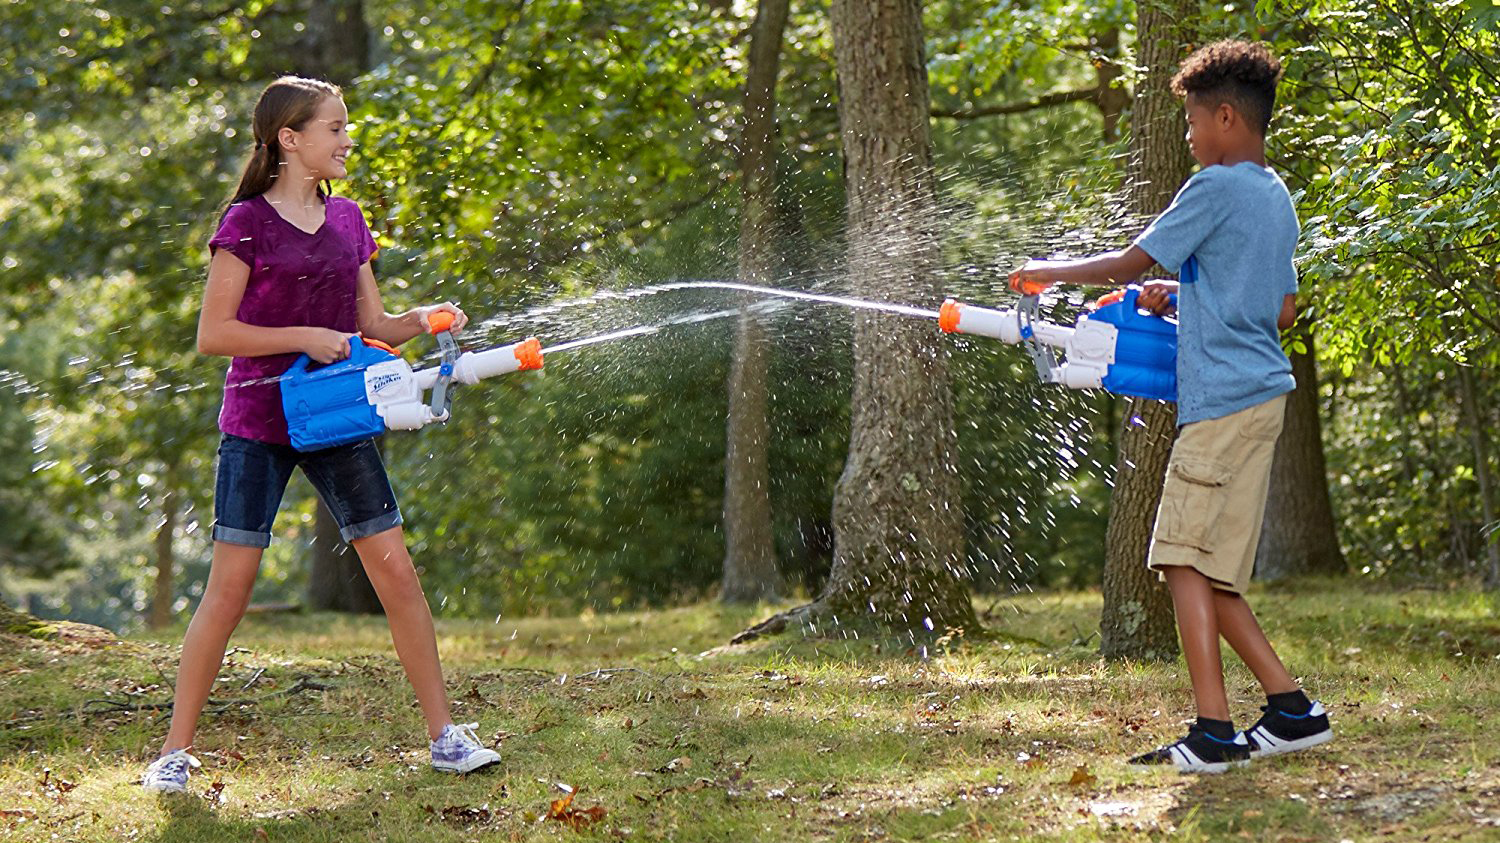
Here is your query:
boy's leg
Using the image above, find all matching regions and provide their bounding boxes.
[1163,567,1231,721]
[349,526,453,740]
[161,541,264,753]
[1213,590,1297,695]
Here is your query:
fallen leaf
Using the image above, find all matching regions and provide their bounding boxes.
[1067,766,1097,788]
[546,789,606,830]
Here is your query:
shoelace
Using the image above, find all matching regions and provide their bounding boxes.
[147,749,202,780]
[444,722,486,750]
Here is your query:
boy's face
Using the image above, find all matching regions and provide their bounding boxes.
[1183,92,1230,167]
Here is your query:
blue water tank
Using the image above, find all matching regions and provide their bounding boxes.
[1085,288,1178,402]
[282,337,399,451]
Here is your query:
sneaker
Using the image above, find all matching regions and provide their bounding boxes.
[141,748,201,793]
[430,722,501,774]
[1245,701,1334,757]
[1128,724,1251,774]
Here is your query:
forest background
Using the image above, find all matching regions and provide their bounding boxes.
[1,0,1497,639]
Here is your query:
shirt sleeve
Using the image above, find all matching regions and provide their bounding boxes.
[349,200,379,265]
[1132,168,1229,275]
[208,201,258,267]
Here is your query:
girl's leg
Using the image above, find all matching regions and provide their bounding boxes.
[349,526,452,740]
[1163,566,1231,722]
[1212,589,1298,695]
[161,542,263,753]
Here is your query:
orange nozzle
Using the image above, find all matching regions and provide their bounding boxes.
[1092,288,1126,309]
[939,299,962,333]
[360,335,399,355]
[428,311,456,334]
[514,337,543,371]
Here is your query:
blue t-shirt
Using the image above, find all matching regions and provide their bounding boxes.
[1133,162,1298,425]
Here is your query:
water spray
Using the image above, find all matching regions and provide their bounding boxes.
[939,285,1177,402]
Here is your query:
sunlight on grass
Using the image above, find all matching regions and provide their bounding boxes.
[3,582,1498,841]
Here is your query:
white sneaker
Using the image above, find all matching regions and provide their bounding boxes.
[142,748,201,792]
[430,722,501,774]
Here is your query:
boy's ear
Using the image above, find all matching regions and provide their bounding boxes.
[1216,101,1237,131]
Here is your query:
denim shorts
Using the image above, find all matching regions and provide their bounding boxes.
[211,433,403,548]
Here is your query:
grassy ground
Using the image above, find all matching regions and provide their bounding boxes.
[2,579,1498,842]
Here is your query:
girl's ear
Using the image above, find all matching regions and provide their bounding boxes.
[277,125,298,153]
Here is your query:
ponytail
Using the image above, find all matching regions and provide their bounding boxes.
[224,76,344,210]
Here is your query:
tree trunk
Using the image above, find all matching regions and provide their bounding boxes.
[1457,365,1500,588]
[722,0,790,604]
[1255,327,1346,580]
[1098,0,1196,661]
[308,497,384,613]
[148,465,179,629]
[297,0,369,86]
[817,0,974,635]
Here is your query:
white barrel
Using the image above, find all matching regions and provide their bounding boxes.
[939,300,1023,343]
[1054,363,1106,390]
[380,401,434,430]
[1029,321,1075,348]
[452,346,523,384]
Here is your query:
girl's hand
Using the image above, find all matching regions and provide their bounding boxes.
[302,328,355,364]
[1008,260,1056,295]
[418,302,468,336]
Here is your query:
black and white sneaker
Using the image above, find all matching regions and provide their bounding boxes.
[1127,724,1251,774]
[1244,701,1333,757]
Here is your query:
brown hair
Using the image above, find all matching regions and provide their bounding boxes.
[1171,40,1282,135]
[227,76,344,206]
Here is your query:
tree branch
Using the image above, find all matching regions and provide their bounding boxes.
[931,86,1100,120]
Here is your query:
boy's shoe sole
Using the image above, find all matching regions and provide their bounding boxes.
[1246,726,1334,757]
[142,781,188,794]
[1127,753,1250,775]
[1127,732,1252,774]
[433,748,501,774]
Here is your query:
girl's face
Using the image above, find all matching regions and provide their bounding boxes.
[285,96,353,180]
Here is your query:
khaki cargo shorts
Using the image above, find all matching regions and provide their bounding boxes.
[1147,394,1286,594]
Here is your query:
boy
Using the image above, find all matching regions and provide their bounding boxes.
[1009,40,1334,773]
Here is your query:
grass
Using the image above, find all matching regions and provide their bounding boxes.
[2,579,1498,842]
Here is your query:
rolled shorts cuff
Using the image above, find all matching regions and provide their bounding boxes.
[212,522,272,548]
[340,509,403,542]
[1147,541,1244,594]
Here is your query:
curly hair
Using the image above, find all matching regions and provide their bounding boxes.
[1171,40,1282,135]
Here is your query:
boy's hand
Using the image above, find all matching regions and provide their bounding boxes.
[302,328,356,364]
[418,302,469,336]
[1137,282,1178,316]
[1008,260,1056,295]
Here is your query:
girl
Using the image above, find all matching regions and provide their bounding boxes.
[143,76,500,792]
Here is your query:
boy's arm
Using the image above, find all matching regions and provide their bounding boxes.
[1008,245,1157,292]
[1278,293,1296,330]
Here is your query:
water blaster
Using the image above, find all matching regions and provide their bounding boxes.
[281,311,544,451]
[939,286,1177,402]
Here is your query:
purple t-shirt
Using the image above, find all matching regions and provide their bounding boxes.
[208,194,379,444]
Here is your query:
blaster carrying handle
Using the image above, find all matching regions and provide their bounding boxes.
[1016,293,1059,384]
[425,311,461,423]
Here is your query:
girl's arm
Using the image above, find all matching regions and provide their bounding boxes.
[198,250,352,363]
[1009,245,1159,291]
[354,262,468,346]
